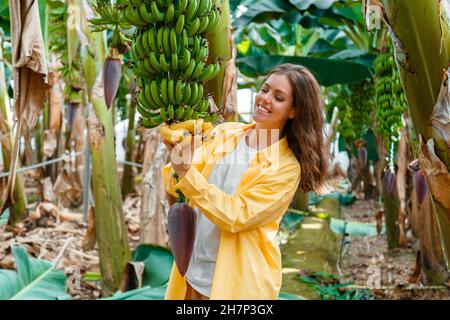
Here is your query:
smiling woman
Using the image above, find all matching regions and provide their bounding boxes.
[162,63,329,300]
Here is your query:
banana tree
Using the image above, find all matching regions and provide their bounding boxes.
[365,0,450,276]
[0,31,27,225]
[78,0,131,296]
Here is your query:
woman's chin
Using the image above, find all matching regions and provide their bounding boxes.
[252,111,271,124]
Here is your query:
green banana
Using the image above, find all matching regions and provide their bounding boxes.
[183,106,194,120]
[194,45,208,63]
[182,59,196,78]
[149,52,162,72]
[175,80,183,104]
[141,115,163,129]
[168,78,175,103]
[134,34,146,58]
[176,0,188,17]
[175,105,185,119]
[156,27,164,52]
[185,0,198,21]
[150,1,165,22]
[138,90,154,111]
[198,98,209,112]
[131,0,141,9]
[163,27,171,54]
[183,83,192,105]
[197,15,209,34]
[199,63,220,81]
[169,28,177,53]
[196,0,209,16]
[178,48,191,70]
[139,3,154,24]
[147,27,158,52]
[189,82,198,106]
[175,14,185,35]
[167,104,175,119]
[204,9,219,33]
[192,36,201,56]
[160,78,169,106]
[142,58,156,75]
[144,83,160,110]
[194,84,203,105]
[159,54,170,72]
[160,107,168,122]
[187,17,201,37]
[171,54,178,71]
[191,61,204,79]
[167,3,175,22]
[150,80,164,108]
[141,31,151,53]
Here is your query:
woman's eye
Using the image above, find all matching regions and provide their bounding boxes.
[261,88,268,93]
[275,96,283,101]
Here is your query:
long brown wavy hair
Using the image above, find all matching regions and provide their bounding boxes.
[264,64,329,193]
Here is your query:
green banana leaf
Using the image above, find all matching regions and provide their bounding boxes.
[237,54,372,86]
[105,284,304,300]
[0,246,70,300]
[131,244,174,288]
[278,291,307,300]
[235,0,359,28]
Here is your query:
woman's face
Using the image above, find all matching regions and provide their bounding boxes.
[252,73,297,132]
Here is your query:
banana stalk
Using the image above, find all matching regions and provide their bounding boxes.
[204,0,231,110]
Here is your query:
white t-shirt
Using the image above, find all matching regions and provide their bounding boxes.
[185,133,258,297]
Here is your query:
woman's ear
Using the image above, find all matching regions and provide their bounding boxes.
[288,109,297,119]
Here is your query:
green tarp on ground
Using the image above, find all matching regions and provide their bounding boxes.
[330,218,385,237]
[309,192,356,207]
[0,209,9,225]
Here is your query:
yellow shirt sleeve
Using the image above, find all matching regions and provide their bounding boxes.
[174,163,301,233]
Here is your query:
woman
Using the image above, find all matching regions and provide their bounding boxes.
[162,63,329,300]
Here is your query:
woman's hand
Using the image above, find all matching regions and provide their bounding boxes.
[163,135,199,179]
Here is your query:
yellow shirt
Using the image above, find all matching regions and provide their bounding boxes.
[162,122,301,300]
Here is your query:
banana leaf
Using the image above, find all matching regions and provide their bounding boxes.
[235,0,359,28]
[0,246,70,300]
[104,285,168,300]
[236,54,373,86]
[131,244,174,288]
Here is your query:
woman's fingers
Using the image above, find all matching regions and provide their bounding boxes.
[162,138,175,152]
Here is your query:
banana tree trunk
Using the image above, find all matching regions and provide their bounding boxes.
[374,0,450,264]
[121,96,136,198]
[0,37,27,224]
[412,190,447,284]
[79,1,130,296]
[140,129,169,246]
[381,182,400,249]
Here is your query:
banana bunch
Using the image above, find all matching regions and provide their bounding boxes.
[373,41,407,143]
[123,0,222,134]
[348,79,375,136]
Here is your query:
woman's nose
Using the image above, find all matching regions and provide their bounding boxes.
[260,93,271,104]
